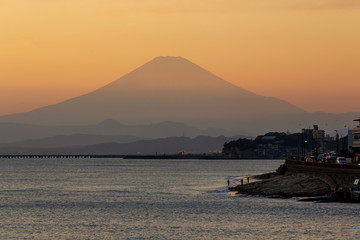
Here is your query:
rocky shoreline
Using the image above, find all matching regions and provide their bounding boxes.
[229,161,360,202]
[229,174,331,199]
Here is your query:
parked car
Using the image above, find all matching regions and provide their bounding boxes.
[336,157,347,164]
[325,156,333,163]
[306,156,316,162]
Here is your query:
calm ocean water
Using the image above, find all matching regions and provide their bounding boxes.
[1,158,359,239]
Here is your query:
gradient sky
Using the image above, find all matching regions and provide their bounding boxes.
[1,0,359,116]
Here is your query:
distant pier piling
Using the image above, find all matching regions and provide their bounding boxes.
[0,154,124,159]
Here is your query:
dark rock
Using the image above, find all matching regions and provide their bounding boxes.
[230,174,331,198]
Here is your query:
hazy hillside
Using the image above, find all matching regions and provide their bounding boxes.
[0,134,147,148]
[81,136,231,155]
[0,136,237,155]
[0,119,245,144]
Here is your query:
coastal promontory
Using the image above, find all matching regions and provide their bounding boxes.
[230,160,360,201]
[230,174,331,198]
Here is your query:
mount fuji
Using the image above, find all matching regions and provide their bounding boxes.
[0,56,357,135]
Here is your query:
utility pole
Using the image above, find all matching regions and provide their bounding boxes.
[336,130,339,154]
[297,133,300,160]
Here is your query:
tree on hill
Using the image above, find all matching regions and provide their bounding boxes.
[223,132,300,159]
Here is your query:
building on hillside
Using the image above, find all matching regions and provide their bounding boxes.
[301,128,314,155]
[312,125,325,153]
[301,125,349,154]
[324,134,335,152]
[301,125,326,154]
[352,118,360,163]
[348,129,354,152]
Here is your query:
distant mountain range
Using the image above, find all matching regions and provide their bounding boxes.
[0,55,358,156]
[0,136,236,155]
[0,133,147,149]
[0,119,246,144]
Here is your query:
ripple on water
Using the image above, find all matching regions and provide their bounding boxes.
[0,158,359,239]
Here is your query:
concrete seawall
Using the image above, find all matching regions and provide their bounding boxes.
[285,160,360,191]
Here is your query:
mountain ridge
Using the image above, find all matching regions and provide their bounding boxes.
[0,119,246,144]
[0,135,237,155]
[0,56,357,134]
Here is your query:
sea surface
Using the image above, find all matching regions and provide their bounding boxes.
[1,158,359,239]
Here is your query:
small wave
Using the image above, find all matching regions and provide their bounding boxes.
[104,190,134,194]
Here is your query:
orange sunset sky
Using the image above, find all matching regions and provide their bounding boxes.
[1,0,359,116]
